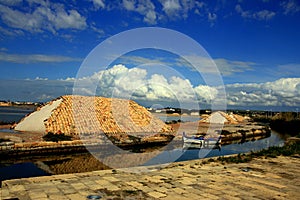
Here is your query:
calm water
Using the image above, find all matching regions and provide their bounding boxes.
[0,163,50,183]
[0,131,285,184]
[0,106,34,123]
[0,108,286,184]
[154,114,200,122]
[144,130,285,165]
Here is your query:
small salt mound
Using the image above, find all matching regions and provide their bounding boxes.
[208,112,228,124]
[15,99,62,133]
[200,111,246,124]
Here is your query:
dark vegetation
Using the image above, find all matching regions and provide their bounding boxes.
[42,132,72,142]
[165,119,182,124]
[0,138,10,143]
[202,140,300,165]
[253,112,300,137]
[220,130,231,135]
[270,120,300,137]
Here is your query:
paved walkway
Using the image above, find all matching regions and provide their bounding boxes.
[1,156,300,200]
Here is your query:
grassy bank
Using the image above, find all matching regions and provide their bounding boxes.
[203,140,300,165]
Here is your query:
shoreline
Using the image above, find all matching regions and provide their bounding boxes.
[2,152,299,199]
[0,121,273,159]
[1,138,300,199]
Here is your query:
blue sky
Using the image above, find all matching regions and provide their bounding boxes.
[0,0,299,111]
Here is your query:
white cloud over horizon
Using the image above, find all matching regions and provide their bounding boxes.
[225,78,300,108]
[0,64,299,110]
[74,64,215,104]
[72,64,300,109]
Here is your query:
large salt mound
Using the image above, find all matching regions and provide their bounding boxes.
[15,99,62,133]
[15,95,173,140]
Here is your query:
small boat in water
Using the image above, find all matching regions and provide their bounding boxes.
[182,132,221,148]
[182,132,204,144]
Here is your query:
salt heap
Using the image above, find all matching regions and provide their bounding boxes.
[200,111,247,124]
[15,95,173,141]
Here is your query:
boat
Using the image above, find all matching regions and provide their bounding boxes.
[182,132,222,147]
[182,132,204,144]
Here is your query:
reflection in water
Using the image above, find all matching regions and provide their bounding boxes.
[0,153,109,185]
[182,143,221,151]
[42,131,285,172]
[0,131,285,182]
[37,154,110,174]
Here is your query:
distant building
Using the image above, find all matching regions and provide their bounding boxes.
[190,112,199,116]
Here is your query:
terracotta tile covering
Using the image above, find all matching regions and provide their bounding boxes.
[43,96,173,140]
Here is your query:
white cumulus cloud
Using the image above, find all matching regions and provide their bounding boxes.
[91,0,105,10]
[122,0,157,24]
[73,65,300,109]
[74,64,218,105]
[225,78,300,107]
[1,65,299,110]
[0,0,87,34]
[160,0,181,17]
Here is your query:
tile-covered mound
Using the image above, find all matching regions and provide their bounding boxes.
[16,95,173,141]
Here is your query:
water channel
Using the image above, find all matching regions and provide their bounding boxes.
[0,107,286,184]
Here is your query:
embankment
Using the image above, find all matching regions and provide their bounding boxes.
[0,137,179,159]
[220,124,271,145]
[0,140,89,159]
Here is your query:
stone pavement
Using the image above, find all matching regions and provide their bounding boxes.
[1,155,300,200]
